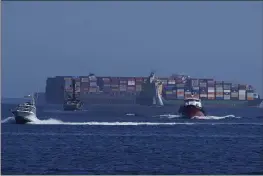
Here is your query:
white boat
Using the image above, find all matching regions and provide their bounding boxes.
[11,94,37,124]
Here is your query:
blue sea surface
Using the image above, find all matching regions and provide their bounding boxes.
[1,103,263,175]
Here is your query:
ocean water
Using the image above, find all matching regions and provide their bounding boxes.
[1,103,263,175]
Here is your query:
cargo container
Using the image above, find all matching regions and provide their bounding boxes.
[176,88,184,99]
[191,79,199,87]
[164,85,176,90]
[184,91,192,98]
[127,86,136,92]
[208,87,215,92]
[207,92,215,100]
[159,78,168,85]
[238,90,246,100]
[168,79,176,85]
[176,83,185,88]
[127,78,135,86]
[207,80,215,87]
[199,79,207,88]
[119,85,127,92]
[191,90,199,98]
[215,81,223,85]
[224,92,231,100]
[192,86,200,91]
[223,83,231,90]
[216,92,224,98]
[199,87,208,99]
[46,74,261,106]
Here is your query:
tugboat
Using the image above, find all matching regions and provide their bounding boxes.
[178,95,207,119]
[63,77,83,111]
[11,94,37,124]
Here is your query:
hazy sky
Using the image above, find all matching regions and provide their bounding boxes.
[2,1,263,98]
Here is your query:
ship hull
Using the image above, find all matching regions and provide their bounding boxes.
[63,103,83,111]
[179,105,205,119]
[12,111,35,124]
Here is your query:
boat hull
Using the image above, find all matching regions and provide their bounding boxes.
[179,105,205,119]
[12,111,35,124]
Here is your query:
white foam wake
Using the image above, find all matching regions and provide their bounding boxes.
[28,120,195,125]
[157,114,241,120]
[1,116,16,124]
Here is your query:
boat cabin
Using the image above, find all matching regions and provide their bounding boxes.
[184,97,202,108]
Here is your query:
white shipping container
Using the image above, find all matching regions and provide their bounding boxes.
[223,89,231,93]
[128,81,135,86]
[238,90,246,94]
[168,80,176,84]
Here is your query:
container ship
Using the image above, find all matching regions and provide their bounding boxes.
[45,73,261,107]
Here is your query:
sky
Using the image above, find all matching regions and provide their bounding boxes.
[2,1,263,98]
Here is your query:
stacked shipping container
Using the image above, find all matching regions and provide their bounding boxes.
[176,81,185,99]
[238,84,246,100]
[231,84,239,100]
[199,79,208,99]
[88,75,98,93]
[190,79,199,99]
[166,78,177,99]
[102,77,111,93]
[46,74,260,105]
[119,78,127,92]
[111,77,120,93]
[223,82,231,100]
[207,79,215,100]
[127,78,136,93]
[215,81,224,100]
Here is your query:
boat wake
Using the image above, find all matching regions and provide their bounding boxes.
[1,116,16,124]
[2,116,261,126]
[156,114,241,120]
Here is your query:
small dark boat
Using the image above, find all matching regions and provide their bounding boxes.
[178,96,207,119]
[63,78,84,111]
